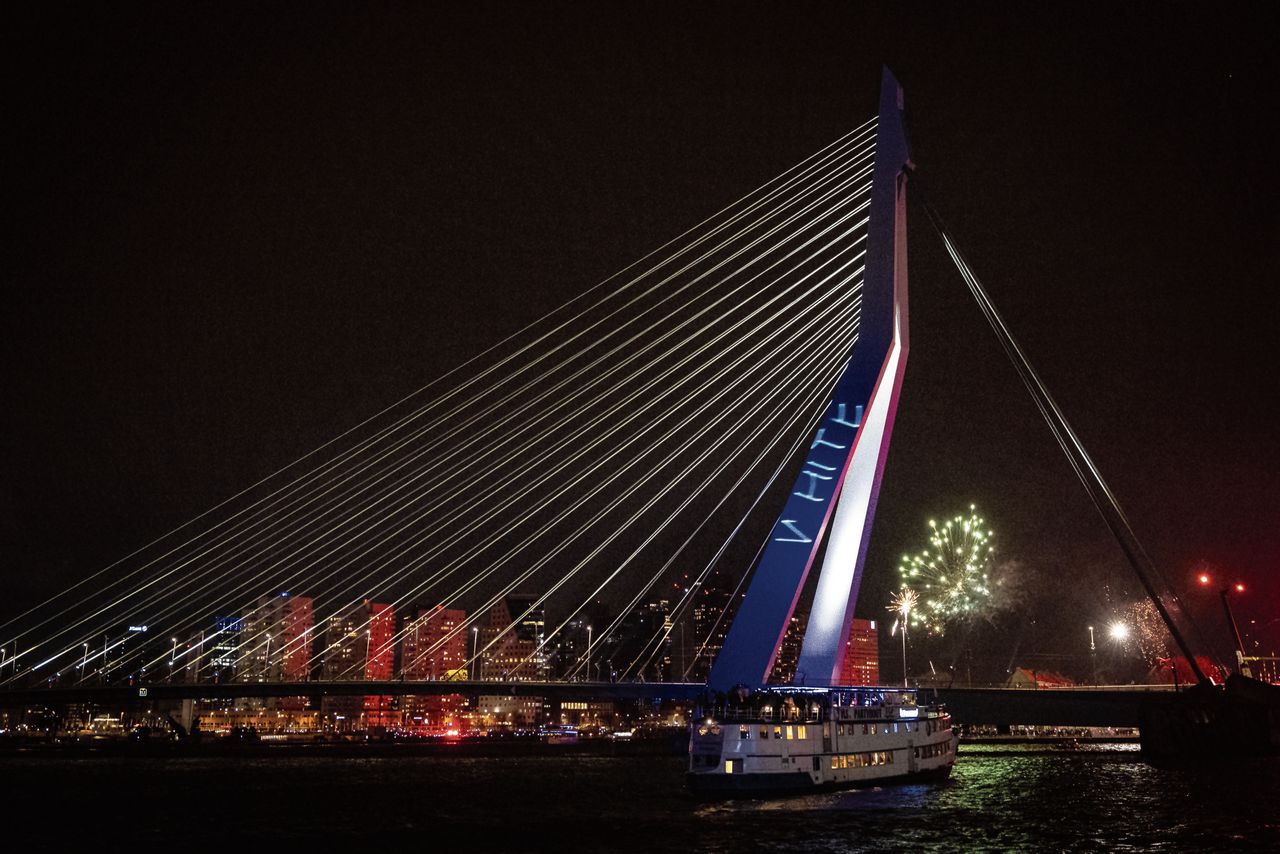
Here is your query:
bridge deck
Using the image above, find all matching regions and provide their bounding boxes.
[0,682,1185,728]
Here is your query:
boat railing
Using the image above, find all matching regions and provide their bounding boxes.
[701,703,824,724]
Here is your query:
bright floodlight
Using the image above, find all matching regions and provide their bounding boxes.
[1198,573,1211,585]
[1109,622,1129,642]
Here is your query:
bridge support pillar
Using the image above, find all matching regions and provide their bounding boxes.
[179,698,194,733]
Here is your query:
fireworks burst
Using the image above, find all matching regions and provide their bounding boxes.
[897,505,995,635]
[887,588,920,630]
[1121,599,1170,666]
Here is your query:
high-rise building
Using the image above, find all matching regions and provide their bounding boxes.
[399,605,470,733]
[771,614,807,684]
[554,617,590,681]
[321,599,395,729]
[237,593,314,683]
[401,605,469,680]
[321,599,394,681]
[599,600,671,682]
[839,618,880,686]
[209,616,242,682]
[479,595,545,681]
[690,577,733,681]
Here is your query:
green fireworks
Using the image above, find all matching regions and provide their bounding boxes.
[897,505,995,635]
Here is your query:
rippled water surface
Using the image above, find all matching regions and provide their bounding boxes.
[3,745,1277,851]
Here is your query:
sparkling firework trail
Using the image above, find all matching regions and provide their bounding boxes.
[1122,599,1170,666]
[897,505,995,635]
[890,588,921,622]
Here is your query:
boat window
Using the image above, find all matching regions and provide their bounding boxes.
[785,725,793,740]
[831,756,839,770]
[823,723,830,738]
[740,725,749,740]
[774,726,782,740]
[862,724,868,735]
[759,726,769,739]
[725,760,734,774]
[797,725,807,739]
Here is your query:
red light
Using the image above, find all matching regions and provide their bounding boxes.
[1198,574,1211,585]
[1235,583,1245,593]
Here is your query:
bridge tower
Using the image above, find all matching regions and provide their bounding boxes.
[709,68,912,689]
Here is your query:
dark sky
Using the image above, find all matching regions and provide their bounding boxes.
[4,3,1277,673]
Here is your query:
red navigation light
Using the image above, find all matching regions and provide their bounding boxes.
[1197,573,1211,586]
[1234,583,1245,593]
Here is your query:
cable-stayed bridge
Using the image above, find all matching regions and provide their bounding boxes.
[0,70,1239,741]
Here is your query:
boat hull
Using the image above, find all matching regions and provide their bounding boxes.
[686,762,953,800]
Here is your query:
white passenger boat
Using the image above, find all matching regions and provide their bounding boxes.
[687,686,957,798]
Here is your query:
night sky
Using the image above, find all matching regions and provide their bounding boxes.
[4,4,1276,676]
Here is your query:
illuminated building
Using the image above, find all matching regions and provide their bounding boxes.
[237,592,314,683]
[600,601,672,682]
[551,699,618,729]
[209,616,242,682]
[475,694,543,730]
[400,605,469,733]
[479,595,546,681]
[838,618,880,685]
[321,599,396,728]
[401,605,468,680]
[689,575,733,681]
[321,599,394,681]
[770,615,806,684]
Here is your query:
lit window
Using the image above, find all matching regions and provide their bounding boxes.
[724,760,734,774]
[785,726,793,740]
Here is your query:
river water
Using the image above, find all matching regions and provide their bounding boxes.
[2,745,1277,851]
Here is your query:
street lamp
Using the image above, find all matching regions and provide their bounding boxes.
[1088,625,1097,685]
[887,589,917,688]
[472,626,480,681]
[585,625,593,683]
[1198,572,1251,677]
[1108,622,1129,642]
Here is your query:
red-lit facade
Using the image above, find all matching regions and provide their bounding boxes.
[238,592,314,683]
[400,605,470,733]
[401,605,469,680]
[838,618,880,686]
[321,599,396,728]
